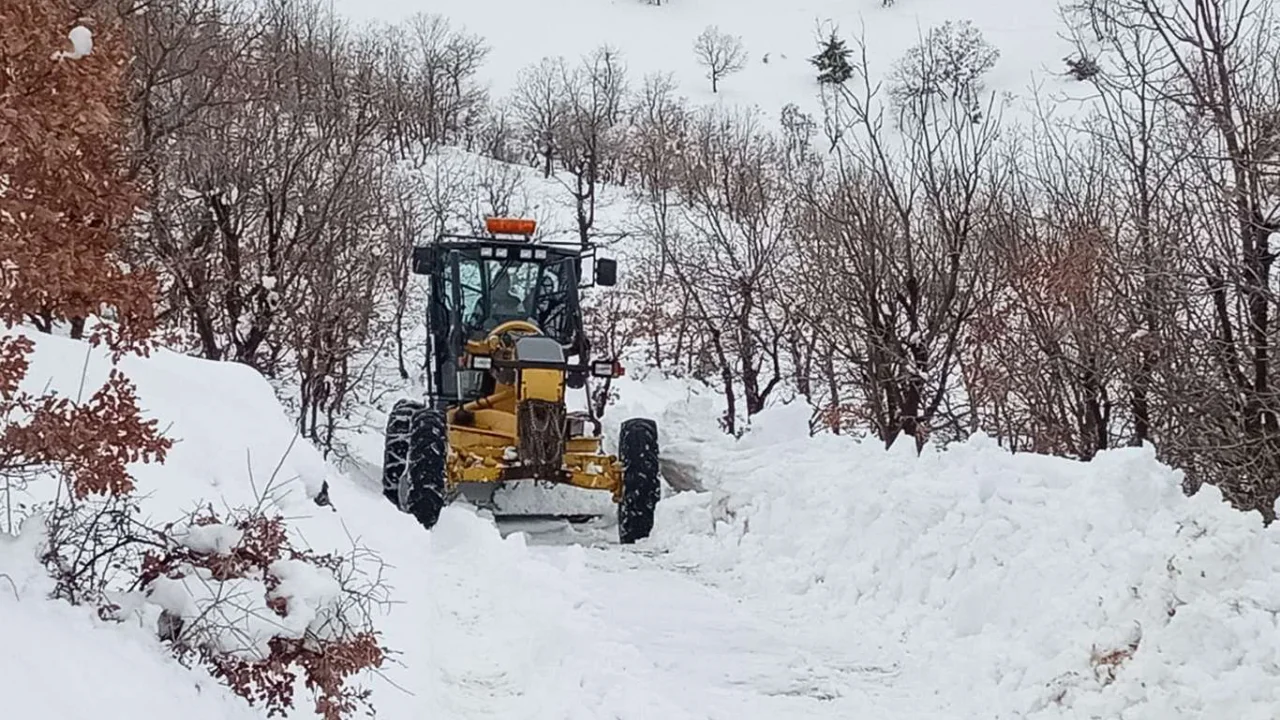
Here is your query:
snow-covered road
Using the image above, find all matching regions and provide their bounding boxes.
[476,516,946,720]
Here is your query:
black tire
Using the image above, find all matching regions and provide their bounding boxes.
[399,406,449,531]
[617,418,661,544]
[381,399,422,506]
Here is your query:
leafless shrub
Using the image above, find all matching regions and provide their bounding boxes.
[134,504,389,720]
[1089,632,1141,686]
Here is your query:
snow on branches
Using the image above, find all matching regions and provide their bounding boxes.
[130,508,388,720]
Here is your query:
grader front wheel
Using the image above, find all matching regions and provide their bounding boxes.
[617,418,661,544]
[399,406,449,531]
[381,399,421,506]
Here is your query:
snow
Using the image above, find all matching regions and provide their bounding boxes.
[54,26,93,60]
[5,2,1279,715]
[335,0,1077,128]
[610,373,1280,718]
[5,312,1280,719]
[174,522,244,555]
[146,566,282,660]
[138,553,348,661]
[0,513,263,720]
[68,26,93,57]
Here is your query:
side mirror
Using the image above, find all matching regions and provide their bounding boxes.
[595,257,617,287]
[412,246,437,275]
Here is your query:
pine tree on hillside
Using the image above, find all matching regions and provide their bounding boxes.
[810,32,853,85]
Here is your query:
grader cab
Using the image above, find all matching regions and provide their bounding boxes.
[380,217,661,544]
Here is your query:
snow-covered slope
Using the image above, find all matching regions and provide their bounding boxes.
[0,329,686,719]
[0,520,263,720]
[337,0,1074,124]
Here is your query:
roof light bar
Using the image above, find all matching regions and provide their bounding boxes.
[485,217,537,236]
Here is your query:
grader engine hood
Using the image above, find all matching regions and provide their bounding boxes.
[448,325,580,480]
[504,334,568,476]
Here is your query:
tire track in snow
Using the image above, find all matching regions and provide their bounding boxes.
[512,525,952,719]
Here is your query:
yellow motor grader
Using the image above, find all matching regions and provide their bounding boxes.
[380,217,661,544]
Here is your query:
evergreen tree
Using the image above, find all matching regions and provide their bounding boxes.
[810,32,853,85]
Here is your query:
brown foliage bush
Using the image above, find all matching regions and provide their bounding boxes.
[1,0,168,487]
[0,0,158,348]
[2,367,172,496]
[138,509,388,720]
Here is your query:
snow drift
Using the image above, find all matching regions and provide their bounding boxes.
[0,515,265,720]
[617,373,1280,719]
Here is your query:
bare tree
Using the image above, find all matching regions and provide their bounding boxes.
[1064,0,1280,518]
[511,56,569,178]
[555,45,630,246]
[796,29,1005,449]
[693,25,746,93]
[120,0,401,454]
[664,107,793,433]
[962,133,1134,458]
[470,160,531,225]
[380,162,448,381]
[390,12,489,159]
[467,99,521,162]
[887,19,1000,123]
[623,72,693,370]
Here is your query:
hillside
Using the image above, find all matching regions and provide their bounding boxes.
[335,0,1076,124]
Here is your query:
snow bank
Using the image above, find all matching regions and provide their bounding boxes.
[11,325,332,515]
[0,514,263,720]
[1,327,392,718]
[620,375,1280,719]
